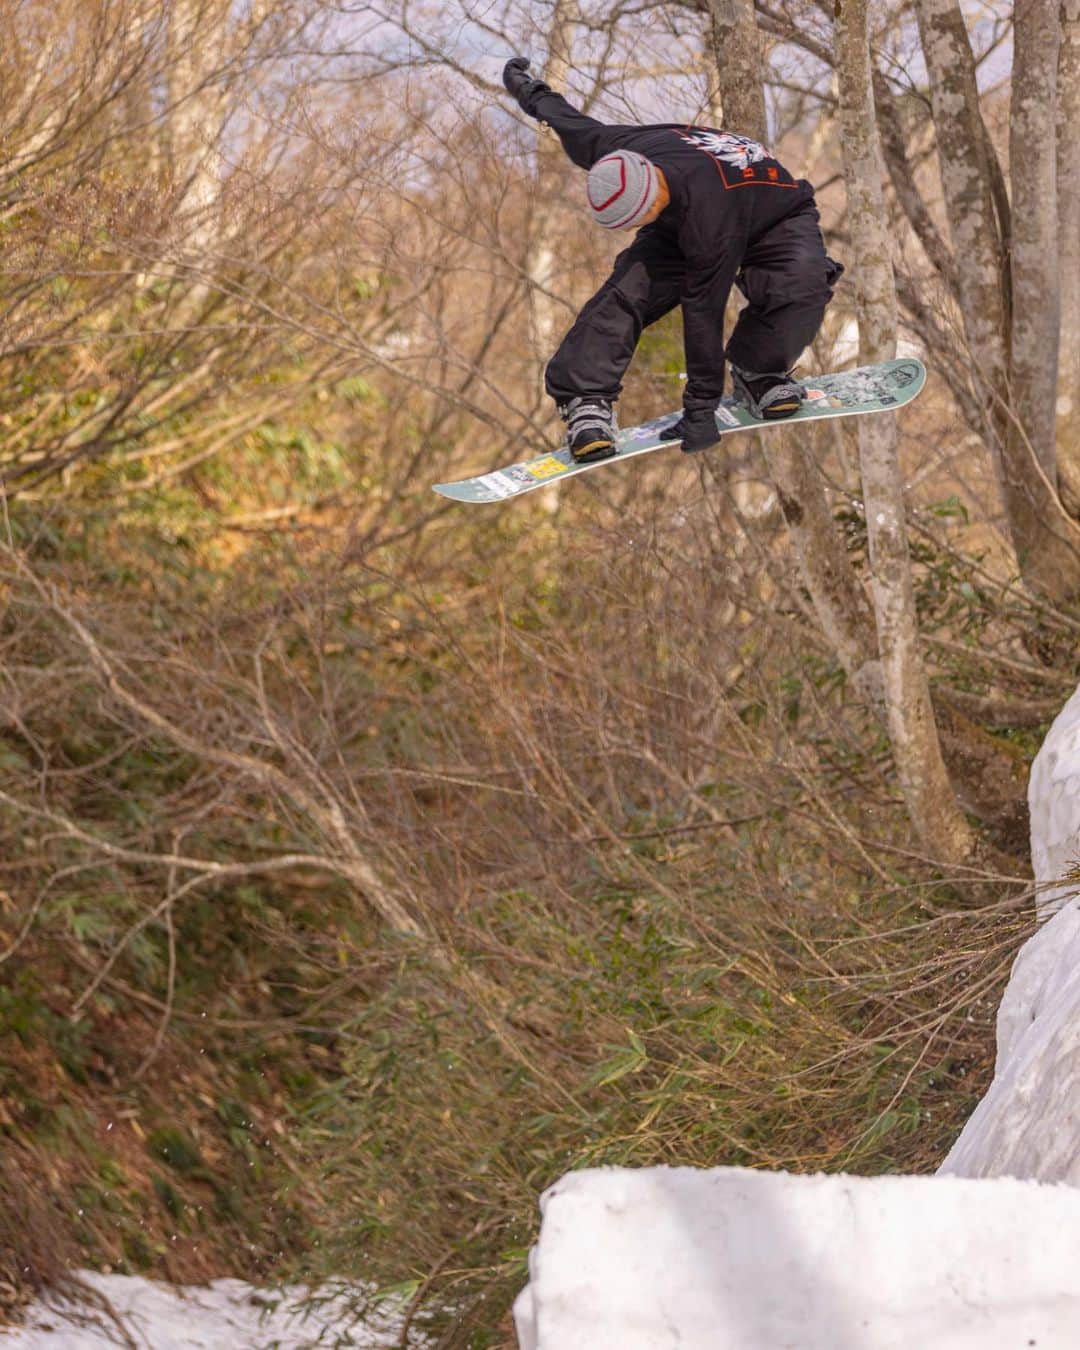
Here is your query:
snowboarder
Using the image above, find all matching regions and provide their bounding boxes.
[502,57,843,463]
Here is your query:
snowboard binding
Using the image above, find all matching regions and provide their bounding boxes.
[559,397,619,463]
[730,366,807,420]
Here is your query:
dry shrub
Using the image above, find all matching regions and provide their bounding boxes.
[0,463,1044,1344]
[0,1151,76,1320]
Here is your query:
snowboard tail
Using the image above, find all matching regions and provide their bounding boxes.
[433,357,926,505]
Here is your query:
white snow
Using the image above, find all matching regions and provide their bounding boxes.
[1,1273,407,1349]
[1026,680,1080,920]
[513,1166,1080,1350]
[938,897,1080,1183]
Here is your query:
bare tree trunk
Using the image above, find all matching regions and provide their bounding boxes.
[166,0,229,247]
[916,0,1080,600]
[913,0,1006,386]
[836,0,974,862]
[526,0,579,387]
[872,71,958,292]
[118,7,162,166]
[1058,0,1080,512]
[522,0,584,518]
[1009,0,1061,481]
[760,427,881,697]
[705,0,768,142]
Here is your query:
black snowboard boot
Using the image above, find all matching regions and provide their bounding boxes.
[730,366,806,420]
[559,397,619,463]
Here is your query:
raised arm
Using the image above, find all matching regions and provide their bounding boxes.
[502,57,623,169]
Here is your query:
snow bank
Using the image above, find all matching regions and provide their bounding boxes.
[1027,680,1080,921]
[939,898,1080,1183]
[1,1272,406,1348]
[513,1165,1080,1350]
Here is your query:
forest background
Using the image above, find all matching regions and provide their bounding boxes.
[0,0,1076,1345]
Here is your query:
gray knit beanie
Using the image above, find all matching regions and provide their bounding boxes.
[585,150,661,230]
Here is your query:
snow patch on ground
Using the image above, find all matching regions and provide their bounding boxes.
[1,1272,408,1348]
[513,1166,1080,1350]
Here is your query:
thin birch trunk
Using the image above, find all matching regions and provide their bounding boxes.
[872,71,958,292]
[835,0,974,862]
[526,0,579,382]
[913,0,1006,385]
[1058,0,1080,512]
[524,0,582,516]
[166,0,229,249]
[1009,0,1061,480]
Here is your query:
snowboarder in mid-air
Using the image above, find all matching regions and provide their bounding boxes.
[502,57,843,463]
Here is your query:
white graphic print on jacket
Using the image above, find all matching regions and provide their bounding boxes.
[681,129,771,170]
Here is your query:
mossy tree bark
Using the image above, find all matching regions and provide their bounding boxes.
[705,0,768,143]
[1009,0,1061,481]
[1057,0,1080,513]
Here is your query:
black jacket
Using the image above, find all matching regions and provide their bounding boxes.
[526,89,817,413]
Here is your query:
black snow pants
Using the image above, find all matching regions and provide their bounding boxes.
[545,201,842,406]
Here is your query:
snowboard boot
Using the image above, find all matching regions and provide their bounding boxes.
[559,397,619,463]
[730,366,806,420]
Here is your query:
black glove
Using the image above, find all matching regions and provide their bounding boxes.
[502,57,551,116]
[660,407,722,454]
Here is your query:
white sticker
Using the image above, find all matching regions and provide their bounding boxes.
[716,404,741,427]
[476,471,519,499]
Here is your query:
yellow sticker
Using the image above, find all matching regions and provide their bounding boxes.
[527,455,571,480]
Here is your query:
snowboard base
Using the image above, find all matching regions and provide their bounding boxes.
[432,358,926,505]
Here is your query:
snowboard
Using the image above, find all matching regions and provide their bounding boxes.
[432,357,926,505]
